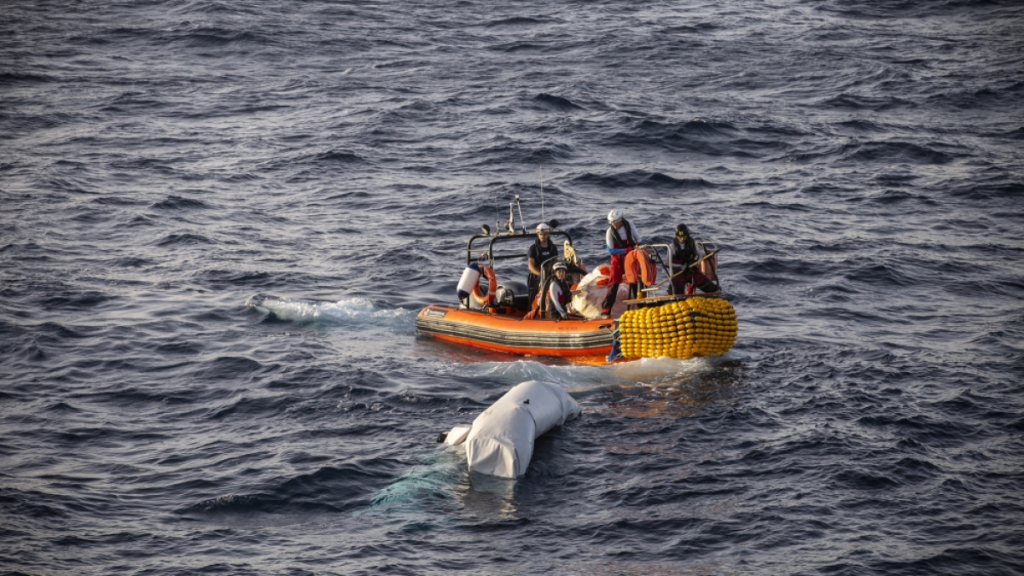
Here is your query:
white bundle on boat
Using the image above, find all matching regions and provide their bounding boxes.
[441,380,581,479]
[571,266,630,319]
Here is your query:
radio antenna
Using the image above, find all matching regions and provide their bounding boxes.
[494,189,501,234]
[515,195,526,234]
[540,168,545,222]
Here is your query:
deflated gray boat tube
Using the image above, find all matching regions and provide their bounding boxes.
[443,380,581,479]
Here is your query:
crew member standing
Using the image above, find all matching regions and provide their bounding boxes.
[602,209,642,316]
[527,223,559,305]
[671,223,720,294]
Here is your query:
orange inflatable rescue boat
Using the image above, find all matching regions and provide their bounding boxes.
[418,305,617,361]
[416,208,737,364]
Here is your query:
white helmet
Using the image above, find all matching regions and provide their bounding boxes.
[552,261,567,271]
[536,223,551,233]
[607,209,623,224]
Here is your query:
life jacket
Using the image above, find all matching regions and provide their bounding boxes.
[671,238,718,293]
[671,237,699,268]
[544,274,569,315]
[539,275,571,318]
[553,277,571,307]
[608,218,637,250]
[528,239,559,287]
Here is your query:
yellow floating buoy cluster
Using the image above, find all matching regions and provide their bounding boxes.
[618,297,738,360]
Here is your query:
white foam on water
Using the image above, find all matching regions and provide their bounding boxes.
[463,359,620,388]
[247,295,417,330]
[461,355,728,391]
[608,355,720,385]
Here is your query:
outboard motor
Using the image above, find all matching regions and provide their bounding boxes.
[495,280,529,312]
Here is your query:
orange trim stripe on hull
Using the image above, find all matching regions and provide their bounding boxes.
[416,305,615,360]
[428,332,613,360]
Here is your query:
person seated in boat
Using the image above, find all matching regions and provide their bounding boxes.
[602,209,642,316]
[671,223,720,294]
[545,262,574,320]
[527,222,559,304]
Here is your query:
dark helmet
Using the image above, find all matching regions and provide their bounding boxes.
[675,223,690,237]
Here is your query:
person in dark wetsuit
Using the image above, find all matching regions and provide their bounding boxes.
[602,209,642,316]
[528,222,559,305]
[671,223,720,294]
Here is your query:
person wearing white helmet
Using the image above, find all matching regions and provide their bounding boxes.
[543,261,573,320]
[602,209,642,316]
[527,222,559,305]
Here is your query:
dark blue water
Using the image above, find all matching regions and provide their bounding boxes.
[2,1,1023,574]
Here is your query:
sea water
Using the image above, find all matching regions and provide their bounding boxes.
[2,1,1022,574]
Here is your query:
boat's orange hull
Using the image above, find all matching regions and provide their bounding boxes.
[416,305,616,361]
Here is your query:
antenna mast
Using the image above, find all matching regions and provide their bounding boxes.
[515,195,526,234]
[540,168,545,222]
[494,189,501,234]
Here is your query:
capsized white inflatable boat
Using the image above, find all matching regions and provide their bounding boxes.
[439,380,581,479]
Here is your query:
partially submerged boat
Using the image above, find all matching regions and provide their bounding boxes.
[439,380,581,479]
[416,203,737,363]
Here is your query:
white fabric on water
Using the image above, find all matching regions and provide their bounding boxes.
[464,380,581,478]
[444,425,472,446]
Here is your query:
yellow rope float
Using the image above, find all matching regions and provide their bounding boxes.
[617,297,738,360]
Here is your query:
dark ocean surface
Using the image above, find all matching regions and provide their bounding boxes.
[2,1,1023,574]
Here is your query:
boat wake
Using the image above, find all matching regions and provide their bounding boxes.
[246,294,417,332]
[461,359,621,387]
[461,354,743,390]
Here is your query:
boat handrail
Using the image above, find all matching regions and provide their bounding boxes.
[635,243,676,296]
[466,230,573,266]
[634,240,722,298]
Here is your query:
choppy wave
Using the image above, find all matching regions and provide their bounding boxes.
[2,0,1022,574]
